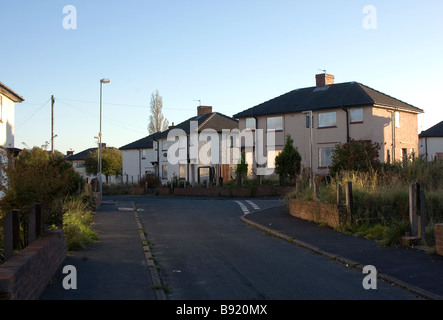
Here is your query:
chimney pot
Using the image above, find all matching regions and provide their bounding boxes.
[316,73,335,87]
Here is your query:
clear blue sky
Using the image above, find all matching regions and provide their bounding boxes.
[1,0,442,155]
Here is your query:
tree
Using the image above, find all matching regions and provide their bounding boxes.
[84,147,122,182]
[0,147,80,217]
[329,139,381,177]
[236,151,248,186]
[148,90,169,134]
[274,135,302,185]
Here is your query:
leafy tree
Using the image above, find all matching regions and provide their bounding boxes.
[148,90,169,134]
[0,147,81,218]
[274,135,302,185]
[236,152,248,186]
[329,139,381,177]
[84,147,122,182]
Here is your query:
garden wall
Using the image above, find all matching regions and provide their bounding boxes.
[158,186,293,198]
[0,229,67,300]
[289,199,341,228]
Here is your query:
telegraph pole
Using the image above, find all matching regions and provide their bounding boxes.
[51,95,55,155]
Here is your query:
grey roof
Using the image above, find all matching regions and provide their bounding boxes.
[154,112,239,139]
[233,82,423,119]
[0,81,24,103]
[66,148,96,161]
[119,133,160,150]
[419,121,443,138]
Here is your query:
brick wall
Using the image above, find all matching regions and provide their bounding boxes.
[0,229,67,300]
[289,199,340,228]
[436,224,443,256]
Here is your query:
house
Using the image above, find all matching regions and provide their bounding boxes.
[154,106,239,186]
[419,121,443,161]
[66,144,120,184]
[119,132,160,184]
[232,73,424,177]
[0,81,24,153]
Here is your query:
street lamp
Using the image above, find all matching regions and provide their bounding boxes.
[302,110,313,188]
[99,78,111,195]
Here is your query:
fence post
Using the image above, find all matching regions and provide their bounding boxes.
[12,209,21,251]
[337,184,343,205]
[3,211,13,261]
[345,181,353,220]
[419,188,426,239]
[28,205,36,243]
[409,183,418,237]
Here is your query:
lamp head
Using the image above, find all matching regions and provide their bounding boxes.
[101,78,111,84]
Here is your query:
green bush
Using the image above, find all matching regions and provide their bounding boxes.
[63,197,98,251]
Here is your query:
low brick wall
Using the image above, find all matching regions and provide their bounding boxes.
[289,199,340,228]
[159,186,293,198]
[0,229,67,300]
[436,224,443,256]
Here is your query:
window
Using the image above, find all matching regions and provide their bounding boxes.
[162,165,168,179]
[267,150,282,169]
[246,117,256,130]
[141,150,147,160]
[267,116,283,131]
[319,147,334,168]
[395,111,401,128]
[245,151,253,176]
[318,112,336,128]
[350,108,363,123]
[179,164,186,179]
[162,140,168,151]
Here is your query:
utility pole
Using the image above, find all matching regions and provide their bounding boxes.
[51,95,55,155]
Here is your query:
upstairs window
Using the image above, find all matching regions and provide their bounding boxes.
[395,111,401,128]
[318,112,336,128]
[267,116,283,131]
[245,117,256,130]
[350,108,363,123]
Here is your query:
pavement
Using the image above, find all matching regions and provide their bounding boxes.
[39,196,443,301]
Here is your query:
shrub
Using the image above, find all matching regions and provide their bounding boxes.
[63,197,98,251]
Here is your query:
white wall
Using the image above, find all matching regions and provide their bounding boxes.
[419,137,443,161]
[0,94,15,148]
[122,148,157,184]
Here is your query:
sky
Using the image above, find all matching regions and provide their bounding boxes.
[1,0,442,155]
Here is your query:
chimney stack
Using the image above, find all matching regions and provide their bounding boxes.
[197,106,213,116]
[316,73,335,87]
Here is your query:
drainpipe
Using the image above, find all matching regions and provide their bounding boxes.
[425,137,428,162]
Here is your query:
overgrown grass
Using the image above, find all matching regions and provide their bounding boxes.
[62,196,98,251]
[288,158,443,247]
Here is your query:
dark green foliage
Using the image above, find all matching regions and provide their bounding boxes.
[84,147,122,180]
[0,147,81,218]
[274,135,302,185]
[329,139,381,177]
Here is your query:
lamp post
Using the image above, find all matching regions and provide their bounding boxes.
[99,78,110,195]
[302,110,313,188]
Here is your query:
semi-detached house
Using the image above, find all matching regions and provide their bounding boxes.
[233,73,424,177]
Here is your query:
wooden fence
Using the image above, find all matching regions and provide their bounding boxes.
[1,203,63,263]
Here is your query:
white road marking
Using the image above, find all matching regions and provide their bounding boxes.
[234,201,250,215]
[245,200,260,210]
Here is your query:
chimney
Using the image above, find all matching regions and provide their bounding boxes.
[316,73,335,87]
[66,151,74,157]
[197,106,213,116]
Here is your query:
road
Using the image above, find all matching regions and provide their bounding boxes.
[115,196,422,300]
